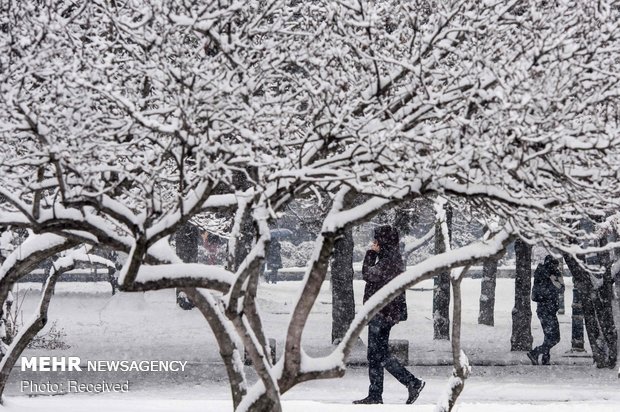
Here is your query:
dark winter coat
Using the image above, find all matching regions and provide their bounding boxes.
[532,255,565,310]
[363,225,407,325]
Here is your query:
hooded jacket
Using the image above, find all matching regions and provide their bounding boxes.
[362,225,407,324]
[532,255,565,309]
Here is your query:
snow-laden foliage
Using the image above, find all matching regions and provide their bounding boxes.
[2,1,620,411]
[280,241,314,268]
[2,1,619,239]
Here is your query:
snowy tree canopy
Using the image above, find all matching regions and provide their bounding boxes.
[1,1,619,249]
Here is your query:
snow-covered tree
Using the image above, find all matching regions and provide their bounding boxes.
[1,1,620,411]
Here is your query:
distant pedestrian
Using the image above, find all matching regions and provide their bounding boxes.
[174,222,201,310]
[265,238,282,284]
[202,232,226,265]
[528,255,565,365]
[353,225,425,405]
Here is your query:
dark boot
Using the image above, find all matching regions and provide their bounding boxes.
[527,350,539,365]
[406,379,425,404]
[353,395,383,405]
[541,354,550,365]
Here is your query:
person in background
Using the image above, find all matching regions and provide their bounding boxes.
[202,232,224,265]
[528,254,565,365]
[265,238,282,284]
[353,225,425,405]
[174,221,201,310]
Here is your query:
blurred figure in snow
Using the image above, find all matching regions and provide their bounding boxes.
[265,238,282,284]
[353,225,424,405]
[174,222,201,310]
[528,254,565,365]
[202,232,226,265]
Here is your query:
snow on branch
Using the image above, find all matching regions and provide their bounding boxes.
[0,258,73,397]
[0,234,76,282]
[436,179,552,210]
[0,246,116,399]
[322,184,421,233]
[403,228,434,258]
[133,263,233,291]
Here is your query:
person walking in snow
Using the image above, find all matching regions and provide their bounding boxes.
[528,254,565,365]
[265,238,282,284]
[353,225,425,405]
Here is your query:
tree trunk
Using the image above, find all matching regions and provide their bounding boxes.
[511,239,533,351]
[221,169,281,411]
[183,288,247,409]
[478,255,500,326]
[571,287,585,351]
[436,265,471,412]
[563,253,610,367]
[433,202,452,340]
[229,168,258,273]
[594,245,618,368]
[331,227,355,344]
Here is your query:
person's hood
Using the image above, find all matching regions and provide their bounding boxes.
[374,225,399,250]
[544,255,559,267]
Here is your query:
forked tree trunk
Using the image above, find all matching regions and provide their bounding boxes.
[563,250,619,368]
[511,239,532,351]
[563,253,609,367]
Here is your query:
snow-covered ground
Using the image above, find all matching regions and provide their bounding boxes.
[3,277,619,411]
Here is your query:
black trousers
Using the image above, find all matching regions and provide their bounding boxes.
[367,316,416,398]
[533,303,560,358]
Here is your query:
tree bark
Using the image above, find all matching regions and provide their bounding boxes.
[511,239,533,351]
[182,288,247,409]
[433,203,452,340]
[478,255,500,326]
[563,253,610,367]
[594,245,618,368]
[223,198,282,411]
[571,287,585,351]
[331,227,355,343]
[436,265,471,412]
[0,236,77,322]
[227,168,258,273]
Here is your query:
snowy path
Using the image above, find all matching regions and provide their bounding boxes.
[3,278,618,411]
